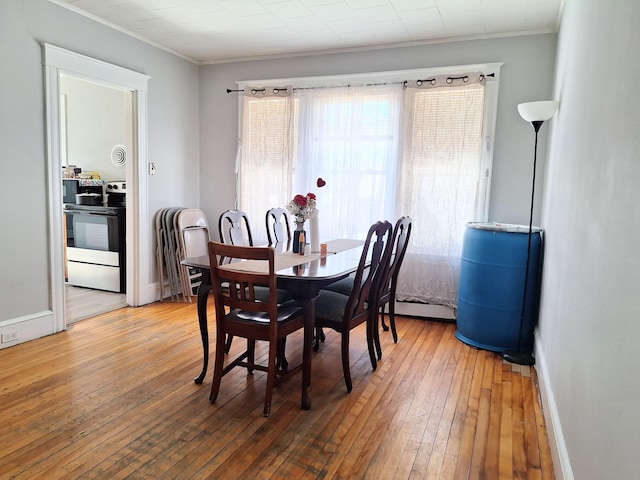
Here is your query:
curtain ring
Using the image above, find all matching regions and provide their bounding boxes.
[446,77,453,84]
[463,76,469,83]
[430,78,436,86]
[416,80,423,86]
[273,88,280,94]
[251,89,259,95]
[479,74,485,81]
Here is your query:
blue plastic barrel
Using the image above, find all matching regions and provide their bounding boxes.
[455,222,543,353]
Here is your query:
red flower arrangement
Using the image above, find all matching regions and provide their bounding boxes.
[286,192,317,225]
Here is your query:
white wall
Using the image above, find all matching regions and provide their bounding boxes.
[536,0,640,478]
[0,0,199,345]
[198,34,558,237]
[61,75,130,182]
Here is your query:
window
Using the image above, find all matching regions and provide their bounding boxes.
[294,85,401,240]
[237,66,499,307]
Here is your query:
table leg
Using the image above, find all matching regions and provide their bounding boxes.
[296,297,314,410]
[194,279,211,384]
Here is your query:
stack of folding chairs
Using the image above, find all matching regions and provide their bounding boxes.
[154,208,211,302]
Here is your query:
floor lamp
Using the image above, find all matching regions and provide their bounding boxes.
[503,100,559,366]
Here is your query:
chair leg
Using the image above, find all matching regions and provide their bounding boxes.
[225,334,234,353]
[366,315,378,371]
[373,312,382,361]
[276,338,288,370]
[247,339,255,373]
[380,305,389,331]
[263,341,278,417]
[313,326,326,352]
[209,330,227,403]
[389,299,398,343]
[341,330,353,393]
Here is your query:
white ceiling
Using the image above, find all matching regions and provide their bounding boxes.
[51,0,562,64]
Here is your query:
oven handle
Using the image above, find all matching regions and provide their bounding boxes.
[65,209,118,217]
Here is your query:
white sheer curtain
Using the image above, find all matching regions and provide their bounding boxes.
[293,84,402,241]
[238,73,487,307]
[396,73,486,306]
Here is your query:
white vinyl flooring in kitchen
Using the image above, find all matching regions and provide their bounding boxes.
[65,284,127,324]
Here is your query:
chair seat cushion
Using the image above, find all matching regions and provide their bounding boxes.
[323,276,354,296]
[314,290,350,324]
[232,305,302,324]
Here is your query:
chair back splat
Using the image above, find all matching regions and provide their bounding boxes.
[207,242,306,417]
[265,207,292,251]
[218,210,253,247]
[313,220,393,392]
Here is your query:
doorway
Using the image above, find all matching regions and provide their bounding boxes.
[60,74,131,323]
[44,44,151,332]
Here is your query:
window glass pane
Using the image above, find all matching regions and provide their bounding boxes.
[295,86,401,240]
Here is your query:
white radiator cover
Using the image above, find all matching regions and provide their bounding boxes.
[391,301,455,321]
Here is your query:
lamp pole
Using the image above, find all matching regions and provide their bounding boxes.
[502,120,542,366]
[503,100,558,366]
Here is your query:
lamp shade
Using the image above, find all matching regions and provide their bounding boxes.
[517,100,559,122]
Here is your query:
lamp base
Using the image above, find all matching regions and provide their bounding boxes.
[502,350,535,366]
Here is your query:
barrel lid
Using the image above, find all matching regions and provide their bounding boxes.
[466,222,542,233]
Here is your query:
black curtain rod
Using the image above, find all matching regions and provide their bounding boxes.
[226,72,494,94]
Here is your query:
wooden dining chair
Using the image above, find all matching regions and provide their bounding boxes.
[217,209,292,359]
[207,241,308,417]
[312,220,393,392]
[218,209,253,248]
[323,216,413,354]
[376,216,413,344]
[265,207,292,251]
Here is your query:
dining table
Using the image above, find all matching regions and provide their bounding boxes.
[181,238,366,410]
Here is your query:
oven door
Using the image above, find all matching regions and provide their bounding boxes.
[72,210,121,252]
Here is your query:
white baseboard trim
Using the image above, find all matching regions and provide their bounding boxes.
[0,310,57,350]
[534,331,574,480]
[138,280,174,306]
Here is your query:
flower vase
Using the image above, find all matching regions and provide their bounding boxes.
[310,211,320,253]
[293,222,306,253]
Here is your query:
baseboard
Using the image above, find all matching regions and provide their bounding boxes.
[141,279,191,305]
[0,310,57,350]
[138,280,173,306]
[534,331,574,480]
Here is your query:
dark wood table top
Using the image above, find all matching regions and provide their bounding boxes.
[182,238,365,282]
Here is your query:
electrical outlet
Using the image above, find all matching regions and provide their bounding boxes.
[1,331,18,343]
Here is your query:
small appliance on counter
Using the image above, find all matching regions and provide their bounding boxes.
[63,178,107,205]
[75,192,103,205]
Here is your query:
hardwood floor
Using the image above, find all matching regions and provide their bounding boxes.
[0,301,554,479]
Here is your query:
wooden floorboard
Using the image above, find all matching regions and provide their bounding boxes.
[0,301,554,479]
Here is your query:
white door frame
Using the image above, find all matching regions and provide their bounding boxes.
[44,44,150,331]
